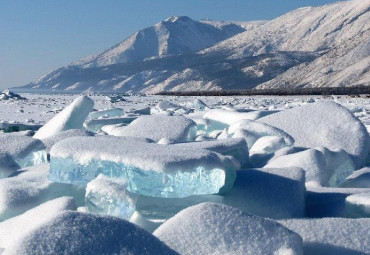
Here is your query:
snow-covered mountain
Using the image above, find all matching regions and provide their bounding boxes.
[13,0,370,93]
[72,16,247,68]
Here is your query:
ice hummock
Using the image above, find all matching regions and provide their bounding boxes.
[0,197,77,252]
[33,95,94,140]
[86,174,137,220]
[0,134,47,178]
[104,114,197,143]
[228,119,294,150]
[0,164,85,221]
[84,116,136,132]
[171,138,249,168]
[4,210,178,255]
[154,203,303,255]
[50,136,237,198]
[280,217,370,254]
[88,108,124,119]
[345,192,370,218]
[259,101,370,169]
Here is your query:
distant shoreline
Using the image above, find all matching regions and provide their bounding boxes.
[10,85,370,96]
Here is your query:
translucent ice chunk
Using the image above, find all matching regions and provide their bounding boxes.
[88,108,124,119]
[84,117,136,132]
[33,95,94,140]
[15,150,47,169]
[86,174,137,220]
[50,136,236,198]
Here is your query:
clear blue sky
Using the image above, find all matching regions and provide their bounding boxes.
[0,0,341,90]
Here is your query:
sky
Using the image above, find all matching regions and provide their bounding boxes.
[0,0,341,90]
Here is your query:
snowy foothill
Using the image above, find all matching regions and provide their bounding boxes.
[0,93,369,254]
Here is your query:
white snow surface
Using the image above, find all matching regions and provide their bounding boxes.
[259,101,370,169]
[41,129,93,152]
[104,114,197,142]
[154,202,303,255]
[0,197,77,252]
[204,109,276,124]
[280,217,370,254]
[33,95,94,139]
[3,211,178,255]
[0,164,84,221]
[171,138,249,167]
[341,167,370,188]
[0,134,46,178]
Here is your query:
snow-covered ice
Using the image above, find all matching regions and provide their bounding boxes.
[41,129,94,153]
[280,217,370,255]
[204,108,277,125]
[0,197,77,252]
[88,108,124,119]
[259,101,370,169]
[171,138,249,168]
[154,203,303,255]
[84,116,136,132]
[0,164,84,221]
[0,134,47,178]
[104,114,197,142]
[86,174,137,220]
[0,93,369,254]
[345,192,370,218]
[4,210,178,255]
[33,95,94,140]
[50,136,237,197]
[341,167,370,188]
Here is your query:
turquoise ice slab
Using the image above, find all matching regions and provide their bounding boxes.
[49,136,236,198]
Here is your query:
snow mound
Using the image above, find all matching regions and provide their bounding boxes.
[0,90,26,101]
[50,136,237,198]
[4,211,178,255]
[220,167,306,219]
[259,101,370,169]
[0,197,76,252]
[228,119,294,150]
[0,164,84,221]
[154,202,303,255]
[105,114,197,142]
[84,116,136,132]
[265,147,355,187]
[0,134,47,178]
[280,217,370,255]
[305,186,370,218]
[345,192,370,218]
[265,149,328,186]
[171,138,249,167]
[41,129,94,153]
[33,95,94,140]
[204,109,277,125]
[341,167,370,188]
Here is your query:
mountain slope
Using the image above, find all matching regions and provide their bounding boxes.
[13,0,370,93]
[72,16,246,68]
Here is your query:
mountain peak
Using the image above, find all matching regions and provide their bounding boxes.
[163,16,193,23]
